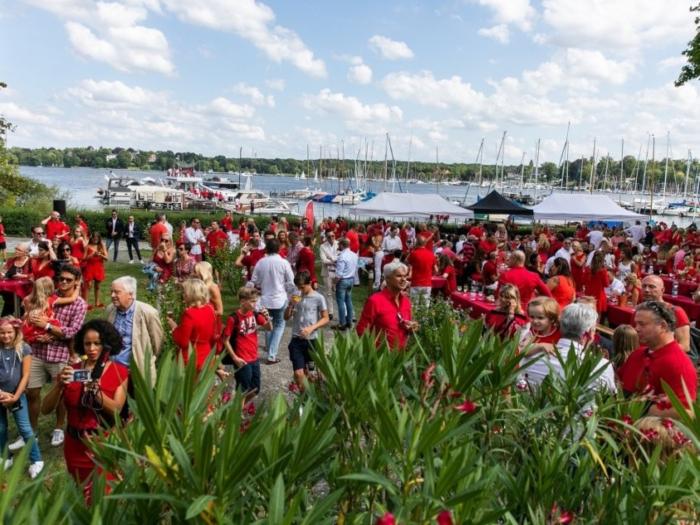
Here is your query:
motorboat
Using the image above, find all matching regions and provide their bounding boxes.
[332,190,365,205]
[96,175,143,207]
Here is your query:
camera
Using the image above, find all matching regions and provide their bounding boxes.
[72,369,90,383]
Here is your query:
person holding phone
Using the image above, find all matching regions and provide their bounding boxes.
[41,319,128,494]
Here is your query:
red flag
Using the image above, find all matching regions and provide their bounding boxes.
[305,200,315,229]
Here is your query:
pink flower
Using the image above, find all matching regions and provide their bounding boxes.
[558,510,575,524]
[655,399,672,411]
[436,510,453,525]
[239,420,251,434]
[221,391,232,404]
[376,513,396,525]
[288,381,301,394]
[550,504,575,524]
[672,431,690,446]
[244,402,256,416]
[642,428,659,441]
[421,362,436,389]
[661,418,674,430]
[621,414,634,425]
[455,400,478,414]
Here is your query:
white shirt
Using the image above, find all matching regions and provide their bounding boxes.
[587,230,605,249]
[28,238,47,257]
[184,226,205,255]
[544,247,572,275]
[521,338,617,394]
[606,277,626,296]
[625,224,645,244]
[250,254,295,309]
[381,234,402,252]
[336,248,359,279]
[319,240,338,270]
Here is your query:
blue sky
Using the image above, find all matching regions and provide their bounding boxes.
[1,0,698,164]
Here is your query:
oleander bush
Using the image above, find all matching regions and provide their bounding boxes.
[1,313,699,524]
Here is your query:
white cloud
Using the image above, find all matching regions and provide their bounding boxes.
[0,102,51,125]
[382,71,486,110]
[302,89,402,132]
[368,35,414,60]
[475,0,535,31]
[347,57,373,84]
[209,97,255,119]
[66,79,163,106]
[564,48,634,85]
[658,55,686,70]
[162,0,326,77]
[232,83,275,108]
[265,79,286,91]
[478,24,509,44]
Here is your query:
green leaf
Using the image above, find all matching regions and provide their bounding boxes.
[185,495,215,520]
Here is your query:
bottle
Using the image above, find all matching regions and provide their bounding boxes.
[672,280,679,297]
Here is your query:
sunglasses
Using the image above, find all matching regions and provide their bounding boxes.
[34,231,44,235]
[63,248,71,252]
[58,277,75,283]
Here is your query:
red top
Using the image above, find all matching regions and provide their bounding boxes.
[618,340,697,407]
[468,226,484,238]
[585,268,610,313]
[46,219,70,241]
[484,311,528,339]
[570,252,587,291]
[206,230,229,256]
[551,276,575,309]
[71,239,86,262]
[670,304,690,328]
[0,224,5,243]
[533,327,561,345]
[149,223,168,249]
[356,289,412,350]
[479,239,497,254]
[499,266,552,311]
[408,247,436,287]
[346,230,360,253]
[30,259,55,280]
[224,309,268,363]
[296,246,317,283]
[220,216,234,232]
[77,219,89,237]
[443,265,457,294]
[418,230,434,251]
[482,260,498,285]
[172,304,218,371]
[241,249,265,280]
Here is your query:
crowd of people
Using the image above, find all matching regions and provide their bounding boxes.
[0,208,697,495]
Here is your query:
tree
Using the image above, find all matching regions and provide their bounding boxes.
[676,3,700,86]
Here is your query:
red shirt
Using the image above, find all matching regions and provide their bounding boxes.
[224,309,268,363]
[220,216,234,232]
[30,259,55,280]
[77,219,89,237]
[241,249,266,280]
[442,265,457,294]
[482,260,498,284]
[485,311,528,339]
[533,328,561,345]
[499,266,552,311]
[0,224,5,243]
[296,246,317,283]
[46,219,70,241]
[172,304,218,371]
[618,340,697,407]
[206,230,229,256]
[346,229,359,253]
[418,230,434,251]
[478,239,497,254]
[408,247,436,287]
[468,226,484,238]
[149,223,168,249]
[356,289,412,350]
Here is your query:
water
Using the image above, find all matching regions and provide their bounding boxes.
[18,166,700,226]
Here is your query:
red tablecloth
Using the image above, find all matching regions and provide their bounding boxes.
[660,276,698,296]
[451,292,496,319]
[664,293,700,323]
[431,276,446,290]
[607,304,635,327]
[0,279,33,298]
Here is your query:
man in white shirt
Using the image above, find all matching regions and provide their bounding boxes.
[544,238,572,275]
[250,238,296,364]
[335,238,359,330]
[625,220,646,245]
[587,228,605,249]
[28,226,48,257]
[184,219,205,261]
[319,232,338,319]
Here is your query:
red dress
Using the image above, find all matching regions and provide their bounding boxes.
[172,304,218,371]
[83,245,105,283]
[153,252,173,283]
[586,268,610,313]
[30,259,55,280]
[570,253,587,291]
[63,362,129,482]
[550,276,575,309]
[484,311,528,339]
[71,239,86,263]
[443,265,457,294]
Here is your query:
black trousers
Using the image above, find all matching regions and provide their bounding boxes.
[125,237,141,261]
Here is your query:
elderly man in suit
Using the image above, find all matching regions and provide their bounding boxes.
[105,276,163,384]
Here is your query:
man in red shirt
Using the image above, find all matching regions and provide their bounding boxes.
[498,250,552,311]
[220,210,234,232]
[235,239,266,280]
[42,211,70,242]
[407,236,436,307]
[357,261,417,350]
[345,225,359,253]
[619,301,697,416]
[641,275,690,352]
[149,214,168,250]
[206,221,229,257]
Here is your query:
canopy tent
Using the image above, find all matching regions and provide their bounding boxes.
[466,190,533,216]
[532,193,645,222]
[351,192,474,218]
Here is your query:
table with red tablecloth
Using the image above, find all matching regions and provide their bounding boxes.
[0,279,33,316]
[431,276,446,290]
[451,291,497,319]
[607,294,700,326]
[664,293,700,323]
[607,304,635,327]
[660,276,698,296]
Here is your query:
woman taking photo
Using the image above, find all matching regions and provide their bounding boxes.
[41,319,128,493]
[152,235,175,285]
[1,243,31,317]
[484,284,528,339]
[167,279,217,372]
[547,257,575,309]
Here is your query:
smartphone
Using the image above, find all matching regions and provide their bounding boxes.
[73,369,90,383]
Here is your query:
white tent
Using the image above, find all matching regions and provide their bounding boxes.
[351,192,474,219]
[532,193,645,222]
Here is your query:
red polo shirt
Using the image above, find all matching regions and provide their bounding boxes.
[206,230,229,256]
[241,249,265,280]
[296,246,317,283]
[356,289,412,350]
[408,247,436,287]
[499,266,552,311]
[346,229,359,253]
[46,219,69,241]
[618,340,697,407]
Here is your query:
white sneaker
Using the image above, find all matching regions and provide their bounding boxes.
[129,259,135,264]
[3,458,13,471]
[8,437,25,452]
[50,429,64,447]
[28,461,44,479]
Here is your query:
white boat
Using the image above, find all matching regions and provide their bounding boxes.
[332,190,365,204]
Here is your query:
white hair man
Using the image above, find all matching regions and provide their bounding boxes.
[106,276,163,384]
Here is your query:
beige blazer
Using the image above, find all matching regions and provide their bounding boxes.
[106,300,163,385]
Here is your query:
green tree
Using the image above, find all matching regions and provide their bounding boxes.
[676,3,700,86]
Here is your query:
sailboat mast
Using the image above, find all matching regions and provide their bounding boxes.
[589,137,597,194]
[477,138,484,185]
[662,131,670,201]
[406,135,413,184]
[519,151,526,195]
[685,150,692,200]
[238,146,242,187]
[383,136,388,193]
[641,133,651,195]
[435,145,440,194]
[619,139,624,192]
[534,139,541,201]
[603,154,610,192]
[560,122,570,190]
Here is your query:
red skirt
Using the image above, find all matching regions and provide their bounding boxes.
[83,258,105,282]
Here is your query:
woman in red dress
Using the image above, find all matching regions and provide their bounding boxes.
[547,257,575,309]
[70,226,87,264]
[438,254,457,295]
[30,241,56,281]
[277,230,290,259]
[167,278,217,372]
[570,241,587,291]
[586,251,611,314]
[83,233,108,308]
[41,319,128,501]
[152,236,175,284]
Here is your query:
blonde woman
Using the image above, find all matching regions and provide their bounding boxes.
[194,261,223,316]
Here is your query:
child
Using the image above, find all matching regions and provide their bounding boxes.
[438,254,457,295]
[284,271,329,391]
[0,316,43,478]
[520,297,561,356]
[222,287,272,397]
[21,277,78,344]
[612,324,638,368]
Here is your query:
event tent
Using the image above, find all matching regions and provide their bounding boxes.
[532,193,645,222]
[466,190,533,216]
[351,192,474,218]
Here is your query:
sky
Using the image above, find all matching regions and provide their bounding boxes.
[0,0,698,164]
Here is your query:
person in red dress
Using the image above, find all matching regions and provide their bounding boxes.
[30,241,56,281]
[149,214,169,250]
[168,279,218,372]
[484,284,528,340]
[498,250,552,312]
[585,251,610,314]
[277,230,290,259]
[570,241,587,291]
[75,214,90,238]
[220,210,234,232]
[152,236,175,285]
[437,254,457,295]
[41,319,128,501]
[83,233,108,307]
[70,226,88,266]
[296,235,317,285]
[546,257,575,309]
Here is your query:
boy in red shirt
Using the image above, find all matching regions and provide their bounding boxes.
[407,236,436,307]
[223,287,272,396]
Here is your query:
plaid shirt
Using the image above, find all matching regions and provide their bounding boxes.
[33,296,88,363]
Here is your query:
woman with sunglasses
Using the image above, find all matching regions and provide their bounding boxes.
[152,236,175,285]
[174,242,196,282]
[54,241,81,273]
[1,244,31,317]
[41,319,127,500]
[83,233,108,308]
